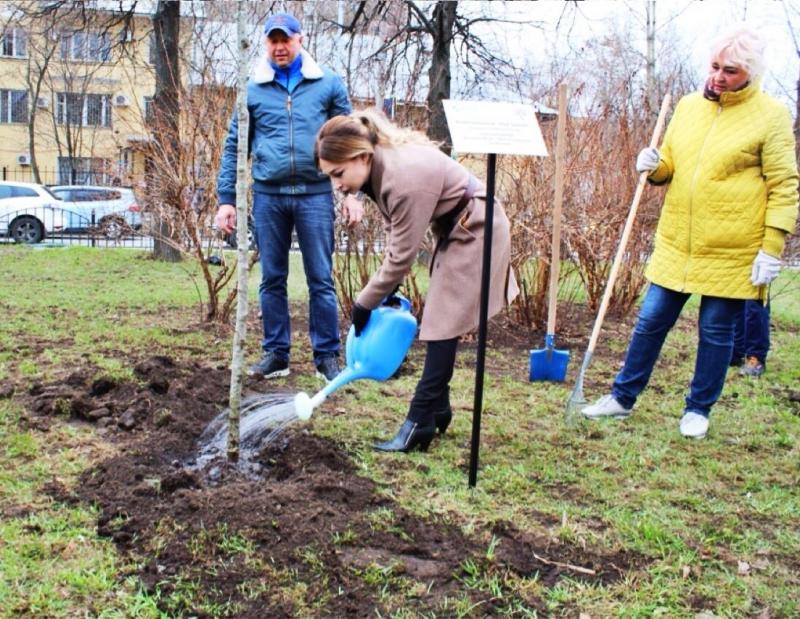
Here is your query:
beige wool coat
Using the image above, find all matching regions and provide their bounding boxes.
[355,143,519,341]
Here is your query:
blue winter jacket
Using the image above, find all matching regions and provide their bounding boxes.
[216,50,351,202]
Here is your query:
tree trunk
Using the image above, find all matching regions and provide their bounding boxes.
[646,0,656,113]
[226,2,251,464]
[152,0,182,262]
[426,1,457,154]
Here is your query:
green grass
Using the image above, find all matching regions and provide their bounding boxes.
[1,245,799,617]
[0,399,160,617]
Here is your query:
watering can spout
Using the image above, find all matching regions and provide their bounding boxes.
[293,296,418,420]
[295,366,362,421]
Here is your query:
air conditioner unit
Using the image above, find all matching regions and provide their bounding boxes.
[114,94,131,107]
[36,96,49,109]
[17,154,32,166]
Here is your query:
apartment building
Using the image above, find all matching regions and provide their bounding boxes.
[0,9,160,186]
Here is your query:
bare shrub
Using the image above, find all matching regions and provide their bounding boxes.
[134,80,257,322]
[560,91,665,316]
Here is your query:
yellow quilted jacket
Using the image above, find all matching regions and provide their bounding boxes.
[645,82,798,299]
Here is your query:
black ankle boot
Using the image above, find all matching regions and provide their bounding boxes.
[433,406,453,434]
[374,419,435,453]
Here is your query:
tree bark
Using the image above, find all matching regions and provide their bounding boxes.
[152,0,182,262]
[426,1,457,154]
[226,2,251,464]
[646,0,656,114]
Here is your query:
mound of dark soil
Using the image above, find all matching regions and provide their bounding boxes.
[27,355,643,616]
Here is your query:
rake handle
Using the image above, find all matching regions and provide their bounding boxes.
[546,83,568,338]
[585,93,671,355]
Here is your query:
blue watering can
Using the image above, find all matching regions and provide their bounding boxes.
[294,296,418,420]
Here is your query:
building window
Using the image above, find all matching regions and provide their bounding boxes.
[56,92,112,127]
[1,27,27,58]
[60,31,111,62]
[118,148,133,177]
[143,95,154,122]
[58,156,110,184]
[0,89,29,123]
[148,31,156,65]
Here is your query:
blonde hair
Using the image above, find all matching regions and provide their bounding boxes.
[710,26,767,81]
[315,108,433,165]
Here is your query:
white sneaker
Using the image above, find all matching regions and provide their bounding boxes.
[680,412,708,439]
[581,394,632,419]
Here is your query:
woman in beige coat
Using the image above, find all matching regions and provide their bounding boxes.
[315,109,518,453]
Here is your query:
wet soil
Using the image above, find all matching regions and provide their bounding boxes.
[21,348,644,617]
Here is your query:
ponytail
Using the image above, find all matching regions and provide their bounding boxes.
[315,107,434,165]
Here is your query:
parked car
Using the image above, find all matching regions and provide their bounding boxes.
[49,185,141,239]
[0,181,65,244]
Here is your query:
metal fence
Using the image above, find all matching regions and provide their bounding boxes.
[0,205,154,248]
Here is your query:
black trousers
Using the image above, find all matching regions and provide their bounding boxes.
[407,337,459,425]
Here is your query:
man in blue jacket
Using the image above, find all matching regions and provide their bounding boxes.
[215,12,355,382]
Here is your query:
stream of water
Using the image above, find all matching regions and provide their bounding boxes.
[190,392,300,477]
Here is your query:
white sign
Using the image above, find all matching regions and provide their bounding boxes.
[442,100,548,157]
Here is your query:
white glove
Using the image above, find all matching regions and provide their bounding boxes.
[636,147,661,173]
[750,250,781,286]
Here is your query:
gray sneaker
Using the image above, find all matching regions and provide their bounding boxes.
[247,352,290,379]
[316,355,340,382]
[581,394,632,419]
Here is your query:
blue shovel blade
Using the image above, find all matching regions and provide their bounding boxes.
[529,335,570,382]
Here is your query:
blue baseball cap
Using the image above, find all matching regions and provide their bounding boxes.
[264,13,302,36]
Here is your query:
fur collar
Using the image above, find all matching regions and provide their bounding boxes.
[252,49,324,84]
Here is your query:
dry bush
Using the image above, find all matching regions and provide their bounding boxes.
[494,95,664,335]
[135,82,257,322]
[560,93,665,315]
[496,147,583,331]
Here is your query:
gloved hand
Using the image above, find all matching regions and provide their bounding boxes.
[636,147,661,173]
[750,250,781,286]
[381,284,402,307]
[351,303,372,336]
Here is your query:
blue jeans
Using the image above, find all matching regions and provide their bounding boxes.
[732,299,770,363]
[611,283,744,417]
[252,191,339,362]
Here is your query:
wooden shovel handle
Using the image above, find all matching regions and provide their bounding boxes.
[585,93,672,354]
[546,83,568,336]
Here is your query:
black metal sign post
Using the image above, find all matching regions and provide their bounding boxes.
[442,98,548,489]
[468,153,496,488]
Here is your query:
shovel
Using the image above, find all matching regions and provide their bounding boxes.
[565,93,672,422]
[294,295,418,420]
[530,83,570,382]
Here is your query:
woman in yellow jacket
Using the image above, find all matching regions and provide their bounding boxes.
[582,26,798,439]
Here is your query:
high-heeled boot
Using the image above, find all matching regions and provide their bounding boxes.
[433,406,453,434]
[374,419,436,453]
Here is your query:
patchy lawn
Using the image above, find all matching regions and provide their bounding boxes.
[1,246,798,617]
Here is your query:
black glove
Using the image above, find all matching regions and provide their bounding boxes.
[381,284,402,307]
[351,303,372,336]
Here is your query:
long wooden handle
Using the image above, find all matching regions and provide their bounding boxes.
[585,93,671,354]
[546,83,568,337]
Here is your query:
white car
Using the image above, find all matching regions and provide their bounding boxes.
[50,185,141,239]
[0,181,65,244]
